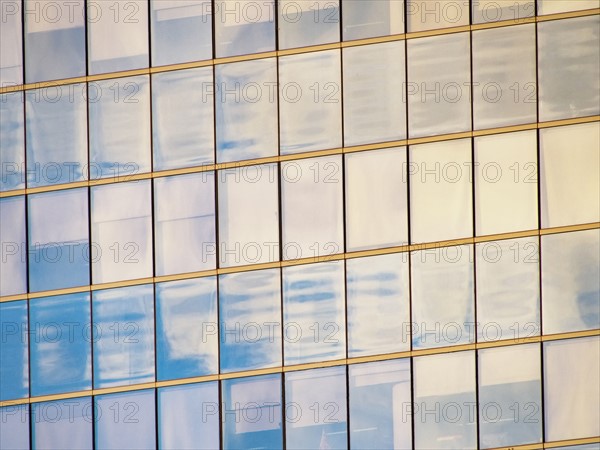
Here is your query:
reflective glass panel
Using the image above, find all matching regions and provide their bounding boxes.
[343,42,406,146]
[283,261,345,365]
[28,189,89,292]
[281,156,343,260]
[218,164,279,267]
[345,147,408,251]
[0,404,29,450]
[542,229,600,335]
[0,300,28,400]
[89,76,151,179]
[538,0,599,14]
[346,253,410,357]
[407,0,469,32]
[151,0,212,66]
[95,390,156,450]
[407,32,471,138]
[413,351,477,449]
[25,84,87,187]
[411,245,475,349]
[24,0,85,82]
[216,58,278,163]
[0,0,22,86]
[349,359,412,450]
[91,180,153,284]
[219,269,282,372]
[544,337,600,441]
[88,0,149,74]
[540,122,600,228]
[0,92,25,191]
[156,278,218,380]
[285,367,348,450]
[29,292,91,396]
[278,0,339,49]
[409,139,473,243]
[152,68,214,171]
[538,16,600,121]
[222,374,283,449]
[32,398,93,450]
[0,196,26,296]
[214,0,275,57]
[158,382,220,449]
[342,0,404,40]
[279,50,342,155]
[475,131,538,235]
[92,285,155,388]
[154,172,216,275]
[476,237,540,342]
[472,0,534,23]
[472,24,536,130]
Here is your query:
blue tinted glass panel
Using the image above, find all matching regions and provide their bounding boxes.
[158,382,219,450]
[92,285,155,388]
[156,278,218,381]
[219,269,282,372]
[28,189,89,292]
[222,374,283,449]
[32,397,93,450]
[0,196,27,296]
[0,300,28,400]
[29,292,91,396]
[278,1,339,49]
[0,404,29,450]
[343,0,404,40]
[0,92,25,191]
[0,0,22,86]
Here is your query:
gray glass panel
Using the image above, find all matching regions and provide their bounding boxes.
[407,0,469,32]
[342,0,404,40]
[32,398,93,450]
[0,196,27,296]
[472,0,534,24]
[0,92,25,191]
[0,300,28,400]
[538,0,599,15]
[0,404,29,450]
[278,0,339,49]
[0,0,23,86]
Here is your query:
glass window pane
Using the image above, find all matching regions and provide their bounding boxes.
[88,0,149,74]
[342,0,404,40]
[279,50,342,155]
[540,122,600,228]
[222,374,283,449]
[152,68,214,171]
[538,0,599,14]
[24,0,85,82]
[413,351,477,449]
[347,254,410,357]
[218,164,279,267]
[156,278,218,381]
[28,189,89,292]
[154,173,216,275]
[285,367,348,450]
[409,139,473,243]
[89,76,151,179]
[0,0,23,86]
[0,300,28,400]
[151,0,212,66]
[278,0,339,49]
[214,0,275,58]
[472,0,534,23]
[0,92,25,191]
[29,292,92,396]
[544,336,600,441]
[407,0,469,32]
[32,398,93,450]
[407,33,471,138]
[349,359,412,450]
[345,147,408,251]
[343,42,406,146]
[478,344,542,448]
[25,84,87,187]
[219,269,282,372]
[538,16,600,121]
[475,131,538,235]
[472,24,536,130]
[542,229,600,335]
[158,382,219,450]
[283,261,345,365]
[0,196,26,296]
[92,285,155,388]
[0,404,29,450]
[476,237,540,342]
[95,390,156,450]
[216,58,278,163]
[91,181,153,284]
[281,156,343,260]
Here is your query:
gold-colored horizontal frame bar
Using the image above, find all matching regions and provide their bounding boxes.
[1,222,598,304]
[1,115,598,199]
[0,8,598,94]
[487,435,600,450]
[0,329,597,408]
